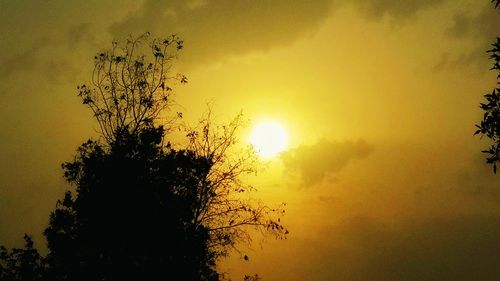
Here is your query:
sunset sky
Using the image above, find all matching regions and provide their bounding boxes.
[1,0,500,280]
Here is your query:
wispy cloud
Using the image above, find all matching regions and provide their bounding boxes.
[110,0,335,67]
[350,0,447,22]
[281,139,372,186]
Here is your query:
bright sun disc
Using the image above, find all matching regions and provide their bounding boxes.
[250,121,288,158]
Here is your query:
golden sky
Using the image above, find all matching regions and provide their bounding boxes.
[1,0,500,280]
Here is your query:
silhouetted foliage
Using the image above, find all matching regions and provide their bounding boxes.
[0,34,286,281]
[243,274,261,281]
[475,1,500,172]
[0,235,44,281]
[77,32,186,143]
[44,125,220,281]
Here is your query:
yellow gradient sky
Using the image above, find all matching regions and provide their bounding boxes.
[1,0,500,280]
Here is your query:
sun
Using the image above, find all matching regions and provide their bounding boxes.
[250,120,289,158]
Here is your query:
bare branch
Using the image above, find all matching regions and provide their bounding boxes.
[77,33,185,144]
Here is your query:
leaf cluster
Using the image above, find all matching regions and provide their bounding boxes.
[475,3,500,172]
[0,236,44,281]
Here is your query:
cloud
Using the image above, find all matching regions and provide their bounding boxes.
[66,23,98,48]
[0,38,85,84]
[446,4,499,41]
[445,12,471,38]
[0,21,104,83]
[350,0,446,22]
[0,0,457,76]
[110,0,452,68]
[453,153,500,202]
[439,3,500,70]
[110,0,335,67]
[281,139,372,186]
[0,38,51,80]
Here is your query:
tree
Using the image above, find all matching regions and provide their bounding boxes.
[0,33,286,281]
[66,33,287,279]
[475,1,500,172]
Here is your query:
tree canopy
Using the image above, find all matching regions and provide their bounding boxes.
[45,126,220,281]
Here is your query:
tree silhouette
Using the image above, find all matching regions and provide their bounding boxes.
[74,31,287,261]
[0,235,44,281]
[0,33,286,281]
[44,126,220,281]
[475,0,500,172]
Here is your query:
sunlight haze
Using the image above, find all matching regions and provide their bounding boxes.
[250,120,289,159]
[1,0,499,280]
